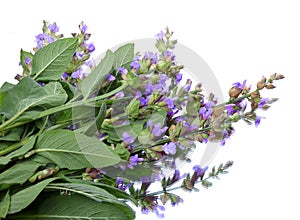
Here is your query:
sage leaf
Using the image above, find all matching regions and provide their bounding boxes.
[0,137,36,165]
[0,160,41,185]
[0,77,67,120]
[114,43,134,68]
[80,50,114,99]
[47,182,122,204]
[8,178,58,214]
[34,129,120,169]
[0,190,10,218]
[31,38,78,81]
[0,82,14,107]
[12,193,135,220]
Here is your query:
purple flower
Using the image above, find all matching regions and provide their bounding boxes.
[155,30,165,39]
[87,43,95,53]
[199,101,215,120]
[139,97,147,106]
[258,98,270,108]
[152,123,168,137]
[48,23,59,33]
[159,74,168,84]
[164,50,175,60]
[163,142,177,155]
[71,69,83,79]
[24,56,31,65]
[226,104,236,115]
[106,74,116,81]
[117,67,128,75]
[122,132,134,144]
[130,60,140,70]
[115,91,124,98]
[146,120,153,127]
[115,177,132,191]
[175,73,182,83]
[165,97,174,109]
[255,116,265,127]
[128,154,144,169]
[61,72,68,80]
[80,23,88,33]
[184,84,191,92]
[233,80,247,90]
[144,52,158,64]
[193,165,208,178]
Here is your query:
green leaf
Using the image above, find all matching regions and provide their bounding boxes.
[0,77,67,120]
[0,82,14,107]
[0,127,24,142]
[80,50,115,99]
[0,190,10,218]
[8,178,58,214]
[34,129,120,169]
[0,137,36,165]
[0,160,41,185]
[59,176,137,206]
[113,43,134,68]
[11,193,135,220]
[83,103,107,136]
[31,38,78,81]
[47,182,123,204]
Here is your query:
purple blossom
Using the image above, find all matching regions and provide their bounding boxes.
[122,132,134,144]
[61,72,68,80]
[226,104,236,115]
[163,142,177,155]
[233,80,247,90]
[146,120,153,127]
[87,43,95,53]
[175,73,182,83]
[255,116,265,127]
[80,23,88,33]
[258,98,270,108]
[193,165,208,178]
[24,56,31,65]
[159,74,168,84]
[155,30,165,39]
[48,23,59,33]
[139,97,147,106]
[35,34,54,49]
[144,52,158,64]
[115,177,133,191]
[152,123,168,137]
[184,84,191,92]
[115,91,124,98]
[117,67,128,75]
[164,50,175,60]
[199,101,215,120]
[106,74,116,81]
[128,154,144,169]
[130,60,140,70]
[71,69,83,79]
[165,97,174,109]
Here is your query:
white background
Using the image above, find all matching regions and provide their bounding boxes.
[0,1,299,219]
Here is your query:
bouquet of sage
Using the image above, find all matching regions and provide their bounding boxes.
[0,21,284,219]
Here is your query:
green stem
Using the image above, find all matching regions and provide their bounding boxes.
[143,175,213,197]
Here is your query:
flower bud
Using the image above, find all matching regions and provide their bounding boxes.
[156,60,170,71]
[257,76,266,90]
[228,87,242,98]
[250,91,260,99]
[266,84,276,89]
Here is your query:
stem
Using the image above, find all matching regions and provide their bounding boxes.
[144,175,213,197]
